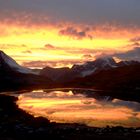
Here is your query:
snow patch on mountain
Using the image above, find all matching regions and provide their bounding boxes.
[81,68,97,77]
[0,51,38,74]
[94,57,117,68]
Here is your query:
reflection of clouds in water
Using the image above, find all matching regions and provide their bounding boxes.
[45,91,85,99]
[19,92,140,113]
[112,99,140,112]
[16,89,140,127]
[45,110,56,115]
[81,100,93,105]
[128,116,140,122]
[23,90,85,99]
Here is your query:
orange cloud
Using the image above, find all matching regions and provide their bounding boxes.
[22,50,32,54]
[59,26,93,40]
[129,36,140,43]
[44,44,56,49]
[22,60,80,68]
[0,14,140,68]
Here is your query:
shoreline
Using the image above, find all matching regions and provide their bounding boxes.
[0,94,140,140]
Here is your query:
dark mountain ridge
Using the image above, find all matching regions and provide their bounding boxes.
[40,56,140,83]
[1,50,140,92]
[66,64,140,90]
[0,51,52,91]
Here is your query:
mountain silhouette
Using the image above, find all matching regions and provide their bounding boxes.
[1,50,140,93]
[0,50,52,91]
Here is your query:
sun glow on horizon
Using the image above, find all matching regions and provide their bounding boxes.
[0,21,140,68]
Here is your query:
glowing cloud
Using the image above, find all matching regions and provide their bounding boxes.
[0,2,140,68]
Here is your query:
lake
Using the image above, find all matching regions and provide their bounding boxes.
[15,88,140,127]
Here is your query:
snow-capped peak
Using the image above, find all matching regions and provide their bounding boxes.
[71,57,117,77]
[0,50,37,74]
[81,68,97,77]
[95,57,116,64]
[94,57,117,68]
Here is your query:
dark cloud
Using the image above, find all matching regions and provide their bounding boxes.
[0,0,140,27]
[65,48,114,58]
[112,100,140,112]
[21,44,27,47]
[59,27,93,40]
[113,47,140,61]
[22,50,32,54]
[0,10,53,27]
[133,42,140,46]
[97,47,140,61]
[0,44,27,49]
[44,44,55,49]
[82,54,92,58]
[23,61,54,68]
[22,60,80,68]
[130,37,140,42]
[82,54,93,60]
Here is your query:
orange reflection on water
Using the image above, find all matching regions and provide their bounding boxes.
[16,90,140,127]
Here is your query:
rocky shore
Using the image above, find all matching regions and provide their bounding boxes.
[0,94,140,140]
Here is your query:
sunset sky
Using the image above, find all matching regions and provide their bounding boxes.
[0,0,140,68]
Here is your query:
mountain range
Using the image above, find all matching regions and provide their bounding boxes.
[0,51,52,91]
[40,56,140,83]
[1,50,140,92]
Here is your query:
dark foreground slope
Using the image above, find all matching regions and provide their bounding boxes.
[0,71,52,91]
[0,94,140,140]
[0,50,52,91]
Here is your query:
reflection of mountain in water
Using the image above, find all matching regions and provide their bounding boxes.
[1,50,140,105]
[42,89,113,102]
[71,89,114,102]
[42,88,140,103]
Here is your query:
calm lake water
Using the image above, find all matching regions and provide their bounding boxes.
[15,88,140,127]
